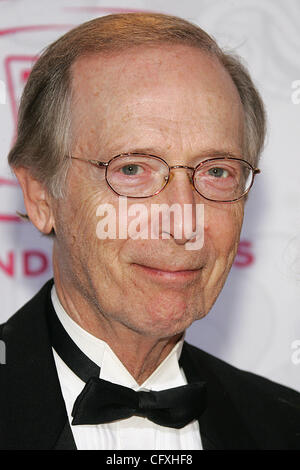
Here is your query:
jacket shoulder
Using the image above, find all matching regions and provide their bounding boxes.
[183,341,300,448]
[0,279,54,339]
[0,279,68,450]
[185,341,298,392]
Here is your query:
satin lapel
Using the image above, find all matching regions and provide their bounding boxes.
[53,421,76,450]
[1,279,76,450]
[179,342,258,450]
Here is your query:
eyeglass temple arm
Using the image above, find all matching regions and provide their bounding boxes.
[69,156,108,168]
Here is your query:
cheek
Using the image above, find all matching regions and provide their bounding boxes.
[53,180,111,265]
[57,168,121,245]
[205,202,244,256]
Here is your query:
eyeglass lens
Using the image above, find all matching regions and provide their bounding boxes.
[106,154,253,201]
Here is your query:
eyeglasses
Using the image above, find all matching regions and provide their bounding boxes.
[69,153,260,202]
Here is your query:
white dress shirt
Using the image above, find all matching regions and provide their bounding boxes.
[51,286,203,450]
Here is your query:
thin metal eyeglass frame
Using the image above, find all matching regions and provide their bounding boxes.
[69,153,261,203]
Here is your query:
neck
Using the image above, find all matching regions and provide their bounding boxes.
[53,272,182,385]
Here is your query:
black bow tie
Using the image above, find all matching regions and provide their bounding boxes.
[71,376,206,428]
[47,300,206,429]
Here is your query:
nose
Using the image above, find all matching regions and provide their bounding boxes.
[155,166,201,246]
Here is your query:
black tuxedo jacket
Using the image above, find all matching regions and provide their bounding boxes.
[0,279,299,450]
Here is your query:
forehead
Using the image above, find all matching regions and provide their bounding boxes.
[70,44,244,157]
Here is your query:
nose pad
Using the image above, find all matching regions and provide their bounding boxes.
[187,172,194,186]
[167,173,174,183]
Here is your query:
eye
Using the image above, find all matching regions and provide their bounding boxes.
[120,164,143,176]
[207,167,229,178]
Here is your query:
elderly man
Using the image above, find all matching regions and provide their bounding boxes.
[0,13,299,450]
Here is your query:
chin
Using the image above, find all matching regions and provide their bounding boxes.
[133,305,201,339]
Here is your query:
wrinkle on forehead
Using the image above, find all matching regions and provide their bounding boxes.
[71,44,241,100]
[70,44,244,159]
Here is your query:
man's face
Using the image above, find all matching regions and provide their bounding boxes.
[52,44,245,339]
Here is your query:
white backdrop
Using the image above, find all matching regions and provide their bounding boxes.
[0,0,299,391]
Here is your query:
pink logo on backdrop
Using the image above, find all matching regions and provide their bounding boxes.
[234,240,254,268]
[0,250,49,277]
[2,24,74,133]
[4,54,37,134]
[0,24,73,235]
[0,24,73,278]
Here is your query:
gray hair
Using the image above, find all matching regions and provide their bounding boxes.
[8,12,266,199]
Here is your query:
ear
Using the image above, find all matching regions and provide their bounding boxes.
[14,167,55,235]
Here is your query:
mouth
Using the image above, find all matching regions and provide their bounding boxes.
[132,263,202,284]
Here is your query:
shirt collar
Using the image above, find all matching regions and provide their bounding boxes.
[51,284,185,391]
